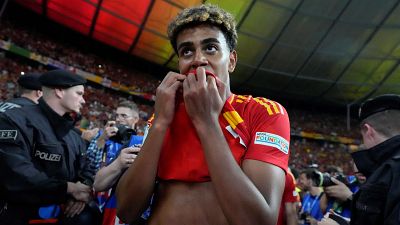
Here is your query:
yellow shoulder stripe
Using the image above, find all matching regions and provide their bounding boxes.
[254,98,281,115]
[222,111,244,129]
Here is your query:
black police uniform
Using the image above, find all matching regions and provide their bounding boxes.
[0,70,96,224]
[0,99,94,224]
[350,94,400,225]
[350,136,400,225]
[0,72,42,112]
[0,97,35,112]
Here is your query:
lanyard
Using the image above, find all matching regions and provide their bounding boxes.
[301,192,322,214]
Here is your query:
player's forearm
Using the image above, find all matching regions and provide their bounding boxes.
[195,123,275,225]
[116,121,167,222]
[285,203,299,225]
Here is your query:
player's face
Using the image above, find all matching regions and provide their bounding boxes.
[60,85,85,113]
[176,24,237,85]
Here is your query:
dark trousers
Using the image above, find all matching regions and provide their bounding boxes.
[0,203,101,225]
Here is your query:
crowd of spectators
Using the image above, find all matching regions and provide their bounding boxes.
[1,15,361,139]
[1,53,357,175]
[0,19,160,94]
[0,56,153,134]
[0,54,47,101]
[0,14,360,176]
[289,138,354,174]
[288,108,360,139]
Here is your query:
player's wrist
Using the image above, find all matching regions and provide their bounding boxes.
[194,119,221,137]
[152,118,170,131]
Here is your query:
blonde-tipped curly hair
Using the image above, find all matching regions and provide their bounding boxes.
[167,4,237,53]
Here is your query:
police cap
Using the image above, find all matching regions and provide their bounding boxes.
[39,69,86,88]
[17,73,42,90]
[359,94,400,121]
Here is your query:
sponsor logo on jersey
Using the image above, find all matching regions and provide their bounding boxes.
[0,130,17,140]
[34,150,61,162]
[254,132,289,154]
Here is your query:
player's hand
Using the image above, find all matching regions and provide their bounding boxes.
[154,71,186,127]
[183,67,228,124]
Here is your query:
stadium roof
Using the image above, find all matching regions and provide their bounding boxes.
[15,0,400,106]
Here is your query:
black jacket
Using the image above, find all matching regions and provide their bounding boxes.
[0,97,36,113]
[0,98,93,206]
[350,135,400,225]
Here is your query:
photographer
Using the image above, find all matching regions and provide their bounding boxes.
[87,101,141,173]
[298,169,325,225]
[87,101,143,225]
[317,167,360,225]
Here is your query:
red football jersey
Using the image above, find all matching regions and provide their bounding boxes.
[153,94,290,181]
[277,171,301,225]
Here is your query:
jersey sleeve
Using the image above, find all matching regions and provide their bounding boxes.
[243,98,290,172]
[283,172,300,203]
[0,114,67,205]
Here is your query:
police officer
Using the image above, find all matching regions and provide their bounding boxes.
[0,70,99,225]
[319,94,400,225]
[0,72,43,112]
[349,94,400,225]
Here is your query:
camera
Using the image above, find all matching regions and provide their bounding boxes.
[321,173,347,187]
[312,170,348,187]
[109,124,135,145]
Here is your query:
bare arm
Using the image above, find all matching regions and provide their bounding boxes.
[184,68,286,225]
[116,72,186,222]
[285,202,299,225]
[93,147,139,191]
[320,192,329,214]
[198,123,285,225]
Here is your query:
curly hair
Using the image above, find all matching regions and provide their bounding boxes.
[167,4,237,53]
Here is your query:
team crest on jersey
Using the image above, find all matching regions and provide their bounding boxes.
[0,130,17,140]
[254,132,289,154]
